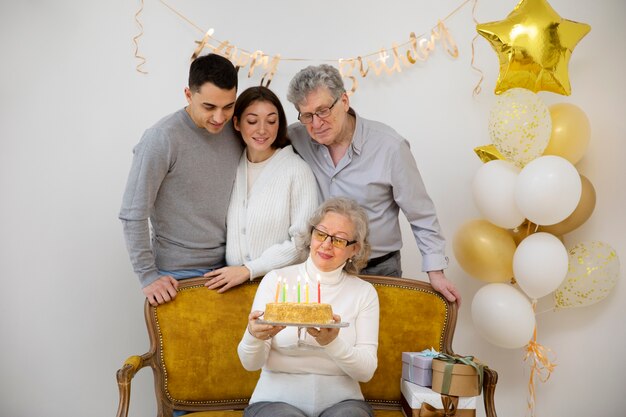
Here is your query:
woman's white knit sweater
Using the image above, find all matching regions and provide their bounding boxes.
[226,145,320,278]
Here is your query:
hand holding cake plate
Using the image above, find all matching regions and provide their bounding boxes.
[258,301,348,328]
[257,303,347,348]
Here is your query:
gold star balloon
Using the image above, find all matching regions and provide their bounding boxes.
[477,0,591,95]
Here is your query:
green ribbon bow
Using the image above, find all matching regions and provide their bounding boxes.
[436,353,484,395]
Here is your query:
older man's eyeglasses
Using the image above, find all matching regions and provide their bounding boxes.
[297,97,340,124]
[311,227,357,249]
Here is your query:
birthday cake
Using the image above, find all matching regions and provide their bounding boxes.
[264,302,333,325]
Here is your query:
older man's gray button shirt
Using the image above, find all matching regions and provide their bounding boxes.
[288,111,448,272]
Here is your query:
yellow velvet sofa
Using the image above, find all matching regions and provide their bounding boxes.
[116,275,498,417]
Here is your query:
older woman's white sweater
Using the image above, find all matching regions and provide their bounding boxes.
[226,145,319,278]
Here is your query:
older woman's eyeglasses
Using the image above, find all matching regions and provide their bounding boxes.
[311,227,357,248]
[297,97,339,124]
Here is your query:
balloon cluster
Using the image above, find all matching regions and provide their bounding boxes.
[454,0,620,353]
[460,2,618,415]
[456,88,620,349]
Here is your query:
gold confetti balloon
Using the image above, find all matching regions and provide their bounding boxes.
[488,88,551,168]
[476,0,591,95]
[554,241,620,309]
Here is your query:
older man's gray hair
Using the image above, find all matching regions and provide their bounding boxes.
[287,64,346,109]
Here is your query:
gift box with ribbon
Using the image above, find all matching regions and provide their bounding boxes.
[400,378,477,417]
[402,348,439,386]
[431,353,484,397]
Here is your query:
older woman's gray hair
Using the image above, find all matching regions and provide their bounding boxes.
[286,64,346,109]
[296,197,371,275]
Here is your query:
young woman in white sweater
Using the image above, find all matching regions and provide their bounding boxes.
[239,197,379,417]
[204,86,319,292]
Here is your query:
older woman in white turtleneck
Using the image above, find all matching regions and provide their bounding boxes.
[238,197,380,417]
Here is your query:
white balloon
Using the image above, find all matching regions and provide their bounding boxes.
[472,160,525,229]
[515,155,582,225]
[513,232,569,299]
[471,283,535,349]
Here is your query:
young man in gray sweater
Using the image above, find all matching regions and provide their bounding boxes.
[119,54,243,306]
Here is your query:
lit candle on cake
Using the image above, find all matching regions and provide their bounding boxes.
[317,274,321,303]
[275,276,281,303]
[305,277,310,303]
[297,276,301,303]
[283,282,287,302]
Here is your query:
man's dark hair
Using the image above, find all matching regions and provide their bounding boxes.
[233,86,290,149]
[188,54,238,92]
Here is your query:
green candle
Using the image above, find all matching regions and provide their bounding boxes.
[297,276,301,303]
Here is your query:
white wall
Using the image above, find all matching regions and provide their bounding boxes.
[1,0,623,416]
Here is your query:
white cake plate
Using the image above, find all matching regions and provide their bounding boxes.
[256,319,349,328]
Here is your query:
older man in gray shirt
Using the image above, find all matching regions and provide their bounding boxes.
[286,64,460,304]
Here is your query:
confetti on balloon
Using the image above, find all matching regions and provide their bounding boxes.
[554,241,620,309]
[488,88,551,168]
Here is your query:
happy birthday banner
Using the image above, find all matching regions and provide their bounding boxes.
[133,0,477,94]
